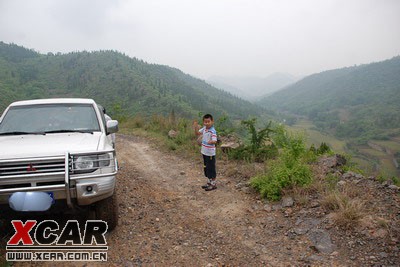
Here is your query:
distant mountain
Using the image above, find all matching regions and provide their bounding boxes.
[208,73,298,101]
[0,41,268,120]
[259,56,400,143]
[207,80,247,99]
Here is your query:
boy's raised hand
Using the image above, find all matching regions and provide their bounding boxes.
[193,120,201,136]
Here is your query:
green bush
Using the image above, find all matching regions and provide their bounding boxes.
[251,150,312,200]
[250,125,313,200]
[228,118,277,162]
[228,144,278,162]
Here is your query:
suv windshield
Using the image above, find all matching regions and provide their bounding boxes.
[0,104,101,134]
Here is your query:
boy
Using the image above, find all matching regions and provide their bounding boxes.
[194,114,218,191]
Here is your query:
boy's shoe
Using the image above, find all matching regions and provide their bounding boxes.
[204,185,217,191]
[201,183,211,189]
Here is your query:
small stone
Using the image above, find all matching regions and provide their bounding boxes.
[354,173,364,179]
[281,197,294,207]
[388,184,399,190]
[155,218,160,222]
[310,201,320,208]
[235,182,243,188]
[294,228,308,235]
[284,208,293,216]
[382,180,393,186]
[180,171,186,175]
[337,180,346,186]
[272,204,282,210]
[307,254,324,262]
[342,171,356,179]
[263,204,272,212]
[379,252,388,258]
[241,187,252,194]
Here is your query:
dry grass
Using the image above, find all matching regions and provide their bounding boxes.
[321,191,365,228]
[333,198,365,228]
[321,192,342,211]
[291,187,310,205]
[340,183,363,198]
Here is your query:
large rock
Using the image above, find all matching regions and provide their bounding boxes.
[220,142,240,152]
[220,134,241,152]
[294,218,321,235]
[342,171,364,180]
[319,154,347,169]
[308,229,335,254]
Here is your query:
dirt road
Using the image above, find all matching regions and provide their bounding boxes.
[105,134,339,266]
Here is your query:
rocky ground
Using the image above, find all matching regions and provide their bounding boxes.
[1,133,399,266]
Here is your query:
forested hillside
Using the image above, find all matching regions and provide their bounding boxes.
[0,42,265,120]
[260,56,400,143]
[259,57,400,177]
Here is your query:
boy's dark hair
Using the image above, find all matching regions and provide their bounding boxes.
[203,114,213,121]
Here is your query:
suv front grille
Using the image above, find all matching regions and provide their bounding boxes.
[0,159,65,177]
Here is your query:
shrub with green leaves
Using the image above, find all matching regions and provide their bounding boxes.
[228,118,277,162]
[251,150,312,200]
[250,125,313,200]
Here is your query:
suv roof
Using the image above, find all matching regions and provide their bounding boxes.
[10,98,96,107]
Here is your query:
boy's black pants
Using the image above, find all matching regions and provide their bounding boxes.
[203,154,216,179]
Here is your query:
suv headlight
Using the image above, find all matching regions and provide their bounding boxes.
[72,153,113,174]
[98,153,111,167]
[75,156,96,170]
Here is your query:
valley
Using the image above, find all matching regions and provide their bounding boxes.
[289,119,400,178]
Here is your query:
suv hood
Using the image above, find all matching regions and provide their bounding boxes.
[0,132,102,159]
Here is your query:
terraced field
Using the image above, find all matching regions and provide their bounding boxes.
[287,120,346,153]
[288,119,400,178]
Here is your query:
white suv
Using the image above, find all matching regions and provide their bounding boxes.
[0,98,119,229]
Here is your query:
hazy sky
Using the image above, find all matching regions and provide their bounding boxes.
[0,0,399,79]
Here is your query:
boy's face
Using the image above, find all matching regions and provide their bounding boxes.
[203,118,213,129]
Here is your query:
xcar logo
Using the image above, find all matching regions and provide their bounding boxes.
[6,220,108,262]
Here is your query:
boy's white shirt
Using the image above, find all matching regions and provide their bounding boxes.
[199,126,217,156]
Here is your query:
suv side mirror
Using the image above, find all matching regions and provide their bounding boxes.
[106,120,119,134]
